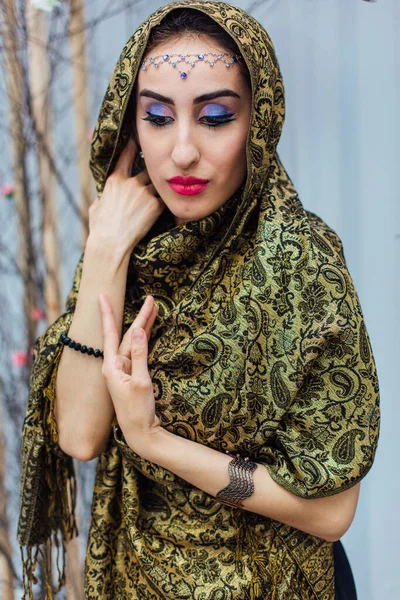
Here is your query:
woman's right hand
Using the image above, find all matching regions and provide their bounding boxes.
[88,137,165,255]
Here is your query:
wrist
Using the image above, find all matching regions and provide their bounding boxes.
[133,426,173,463]
[86,235,132,267]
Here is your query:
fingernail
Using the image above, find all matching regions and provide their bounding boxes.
[132,328,145,343]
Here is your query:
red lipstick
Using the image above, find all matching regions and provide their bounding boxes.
[167,175,209,196]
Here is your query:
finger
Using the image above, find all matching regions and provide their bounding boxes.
[89,197,99,211]
[130,327,151,382]
[99,294,120,361]
[143,304,158,340]
[133,296,154,330]
[134,169,151,186]
[148,183,163,200]
[119,296,154,356]
[111,137,137,178]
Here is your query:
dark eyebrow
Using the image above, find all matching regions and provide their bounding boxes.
[139,88,241,105]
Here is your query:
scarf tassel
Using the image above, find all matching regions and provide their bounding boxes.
[20,530,67,600]
[20,446,77,599]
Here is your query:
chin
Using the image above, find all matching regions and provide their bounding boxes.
[165,196,212,219]
[173,212,206,226]
[172,205,218,224]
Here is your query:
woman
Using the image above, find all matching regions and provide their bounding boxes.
[18,2,380,599]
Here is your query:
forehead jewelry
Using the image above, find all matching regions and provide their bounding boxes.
[140,52,241,80]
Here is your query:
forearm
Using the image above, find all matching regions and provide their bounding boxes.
[142,429,358,542]
[55,238,130,460]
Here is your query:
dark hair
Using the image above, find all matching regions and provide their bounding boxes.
[128,8,251,160]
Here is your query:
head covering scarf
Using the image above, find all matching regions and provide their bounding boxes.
[18,1,380,598]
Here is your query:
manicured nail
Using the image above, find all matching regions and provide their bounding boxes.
[132,328,145,343]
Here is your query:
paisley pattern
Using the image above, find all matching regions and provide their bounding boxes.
[18,2,380,599]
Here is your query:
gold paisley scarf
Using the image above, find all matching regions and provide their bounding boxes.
[18,2,381,598]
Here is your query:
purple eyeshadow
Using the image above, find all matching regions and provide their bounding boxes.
[147,103,170,116]
[202,104,231,117]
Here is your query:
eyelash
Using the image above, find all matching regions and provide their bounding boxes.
[141,112,235,129]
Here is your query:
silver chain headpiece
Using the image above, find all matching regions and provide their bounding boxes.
[140,52,241,80]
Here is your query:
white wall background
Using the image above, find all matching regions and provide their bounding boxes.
[261,2,399,599]
[1,1,398,598]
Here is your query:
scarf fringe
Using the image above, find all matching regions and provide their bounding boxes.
[20,526,71,600]
[20,446,77,599]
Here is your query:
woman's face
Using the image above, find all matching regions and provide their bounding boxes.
[135,34,252,226]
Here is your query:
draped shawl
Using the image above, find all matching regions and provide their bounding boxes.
[18,2,380,599]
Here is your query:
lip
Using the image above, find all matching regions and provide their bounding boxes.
[167,175,209,196]
[167,176,209,185]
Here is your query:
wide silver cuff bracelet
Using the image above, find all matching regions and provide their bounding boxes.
[215,453,258,509]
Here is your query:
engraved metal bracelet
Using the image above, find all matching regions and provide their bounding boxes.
[215,452,258,509]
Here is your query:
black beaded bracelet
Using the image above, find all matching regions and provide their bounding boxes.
[59,333,104,359]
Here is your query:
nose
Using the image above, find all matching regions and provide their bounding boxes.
[170,124,200,171]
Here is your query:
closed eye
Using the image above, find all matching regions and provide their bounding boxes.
[199,115,236,128]
[141,112,174,128]
[141,112,236,129]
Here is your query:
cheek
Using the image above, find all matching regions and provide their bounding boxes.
[136,124,165,171]
[136,119,147,149]
[209,130,248,177]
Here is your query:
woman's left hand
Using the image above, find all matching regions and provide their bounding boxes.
[99,293,162,456]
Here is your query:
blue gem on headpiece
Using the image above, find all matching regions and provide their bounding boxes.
[198,54,204,60]
[226,62,230,67]
[191,62,195,66]
[163,54,169,60]
[172,62,176,67]
[181,55,185,60]
[155,63,158,67]
[150,57,154,63]
[233,55,239,62]
[210,61,214,66]
[141,64,146,70]
[180,72,187,79]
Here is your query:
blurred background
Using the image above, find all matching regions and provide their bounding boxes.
[0,0,398,598]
